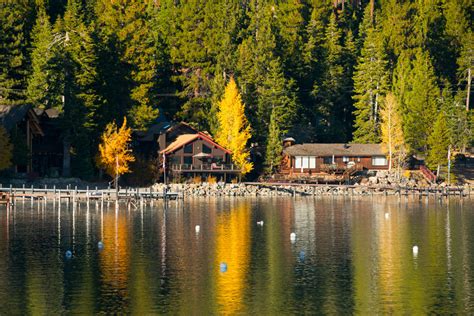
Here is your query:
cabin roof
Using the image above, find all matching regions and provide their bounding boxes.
[0,104,31,131]
[0,104,44,135]
[160,132,231,155]
[284,143,385,157]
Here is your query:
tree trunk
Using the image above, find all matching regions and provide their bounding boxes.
[62,139,71,177]
[466,67,471,111]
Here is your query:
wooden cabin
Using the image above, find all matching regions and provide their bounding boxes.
[280,143,389,178]
[160,131,239,182]
[0,104,44,174]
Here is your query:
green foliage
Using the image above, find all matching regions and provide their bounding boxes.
[352,11,388,143]
[265,111,283,173]
[0,1,30,106]
[1,0,472,180]
[426,111,451,170]
[394,49,439,153]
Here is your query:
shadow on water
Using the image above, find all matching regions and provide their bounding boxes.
[0,197,473,314]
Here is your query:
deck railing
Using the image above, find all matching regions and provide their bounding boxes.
[420,165,437,183]
[169,164,239,172]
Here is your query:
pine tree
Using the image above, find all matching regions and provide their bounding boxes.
[352,20,388,143]
[27,4,56,109]
[380,93,406,171]
[426,111,450,174]
[0,127,13,171]
[215,77,253,175]
[0,1,29,106]
[315,11,346,141]
[393,49,439,153]
[265,111,283,173]
[95,0,159,131]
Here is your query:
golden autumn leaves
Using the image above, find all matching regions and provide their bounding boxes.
[97,117,135,179]
[96,77,253,180]
[215,77,253,175]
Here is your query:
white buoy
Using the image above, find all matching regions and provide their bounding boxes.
[385,213,390,219]
[290,232,296,241]
[195,225,200,233]
[257,221,264,226]
[413,245,419,256]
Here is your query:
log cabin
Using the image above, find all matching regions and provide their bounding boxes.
[280,139,389,179]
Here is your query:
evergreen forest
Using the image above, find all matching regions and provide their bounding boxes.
[1,0,472,179]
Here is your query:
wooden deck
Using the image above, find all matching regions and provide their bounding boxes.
[0,186,183,206]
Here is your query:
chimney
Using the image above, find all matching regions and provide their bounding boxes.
[283,137,296,148]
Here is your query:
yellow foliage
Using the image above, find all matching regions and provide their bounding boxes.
[215,77,253,175]
[192,176,202,184]
[380,93,407,170]
[97,117,135,178]
[206,175,217,184]
[0,127,13,171]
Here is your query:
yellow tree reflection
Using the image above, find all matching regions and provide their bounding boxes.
[214,201,251,314]
[99,208,130,308]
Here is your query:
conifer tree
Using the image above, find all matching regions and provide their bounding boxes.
[27,4,56,109]
[393,49,439,153]
[352,20,388,143]
[215,77,253,175]
[0,127,13,171]
[426,111,450,175]
[315,11,346,141]
[380,93,406,171]
[0,1,29,106]
[265,111,283,173]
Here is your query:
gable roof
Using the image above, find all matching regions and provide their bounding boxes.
[284,143,385,157]
[160,132,231,155]
[0,104,31,131]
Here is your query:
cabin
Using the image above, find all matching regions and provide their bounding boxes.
[32,108,63,177]
[0,104,44,174]
[160,130,239,182]
[280,140,389,179]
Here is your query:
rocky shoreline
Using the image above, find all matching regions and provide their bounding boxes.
[152,182,472,197]
[149,171,471,197]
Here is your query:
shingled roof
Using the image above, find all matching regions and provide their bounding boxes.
[160,132,231,155]
[0,104,31,131]
[284,143,385,157]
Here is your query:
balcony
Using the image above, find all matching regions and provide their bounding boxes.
[169,164,240,173]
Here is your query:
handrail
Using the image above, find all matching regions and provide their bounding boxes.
[420,165,437,183]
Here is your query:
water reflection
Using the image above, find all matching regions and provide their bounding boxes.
[0,197,473,314]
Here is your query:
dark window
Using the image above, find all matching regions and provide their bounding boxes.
[183,156,193,165]
[203,144,212,154]
[169,156,180,164]
[184,143,193,153]
[323,156,333,164]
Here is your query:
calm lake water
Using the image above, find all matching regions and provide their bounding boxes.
[0,197,473,314]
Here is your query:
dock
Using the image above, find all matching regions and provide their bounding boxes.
[0,185,183,207]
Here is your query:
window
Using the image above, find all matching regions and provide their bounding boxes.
[323,157,333,164]
[301,157,309,168]
[342,156,349,163]
[309,156,316,169]
[372,156,387,166]
[184,143,193,153]
[295,156,302,169]
[183,156,193,165]
[203,144,212,154]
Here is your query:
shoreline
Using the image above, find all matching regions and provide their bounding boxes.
[153,183,472,198]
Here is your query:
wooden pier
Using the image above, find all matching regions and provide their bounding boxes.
[0,185,183,206]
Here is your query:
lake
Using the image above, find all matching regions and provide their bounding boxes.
[0,197,473,314]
